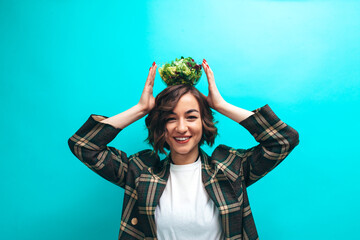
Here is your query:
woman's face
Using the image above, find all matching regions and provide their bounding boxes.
[165,93,203,162]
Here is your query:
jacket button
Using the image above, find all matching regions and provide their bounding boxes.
[131,217,138,225]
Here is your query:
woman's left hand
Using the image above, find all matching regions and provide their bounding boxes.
[202,59,226,111]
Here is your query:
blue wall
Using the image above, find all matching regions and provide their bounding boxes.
[1,0,359,239]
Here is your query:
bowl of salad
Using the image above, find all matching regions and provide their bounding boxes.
[158,56,203,86]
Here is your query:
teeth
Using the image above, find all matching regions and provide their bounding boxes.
[175,137,190,141]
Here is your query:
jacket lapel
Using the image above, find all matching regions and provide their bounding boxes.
[199,148,225,209]
[200,148,243,239]
[137,154,171,238]
[199,148,218,186]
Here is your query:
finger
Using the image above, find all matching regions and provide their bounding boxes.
[203,60,213,75]
[202,63,208,77]
[147,65,155,87]
[202,60,207,70]
[147,62,157,83]
[202,62,211,77]
[202,63,210,89]
[202,59,209,67]
[151,64,157,79]
[205,63,211,73]
[203,60,212,73]
[146,68,152,86]
[146,67,155,88]
[203,64,216,89]
[202,62,211,82]
[150,64,157,87]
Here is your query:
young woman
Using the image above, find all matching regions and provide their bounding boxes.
[68,59,300,240]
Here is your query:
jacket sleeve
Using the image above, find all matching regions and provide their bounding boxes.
[67,114,129,188]
[238,104,300,187]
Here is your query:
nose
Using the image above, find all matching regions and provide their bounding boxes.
[175,119,188,133]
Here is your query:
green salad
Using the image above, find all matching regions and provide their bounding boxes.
[158,56,202,86]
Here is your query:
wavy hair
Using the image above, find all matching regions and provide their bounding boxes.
[145,84,218,155]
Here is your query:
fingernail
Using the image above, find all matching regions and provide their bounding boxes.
[153,62,155,66]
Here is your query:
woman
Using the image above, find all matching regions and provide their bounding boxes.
[68,59,300,240]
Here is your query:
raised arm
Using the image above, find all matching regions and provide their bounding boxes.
[201,59,255,122]
[67,62,157,188]
[100,62,157,128]
[237,104,299,186]
[202,59,300,187]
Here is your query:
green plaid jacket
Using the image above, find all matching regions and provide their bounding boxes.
[68,104,299,240]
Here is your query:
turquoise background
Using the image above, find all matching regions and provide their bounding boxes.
[1,0,359,239]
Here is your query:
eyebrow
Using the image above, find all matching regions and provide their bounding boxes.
[169,109,199,115]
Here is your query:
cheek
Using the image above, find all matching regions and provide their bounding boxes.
[165,123,176,134]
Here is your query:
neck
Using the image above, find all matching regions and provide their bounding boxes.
[170,148,199,165]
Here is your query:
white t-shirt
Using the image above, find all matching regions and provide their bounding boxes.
[154,156,224,240]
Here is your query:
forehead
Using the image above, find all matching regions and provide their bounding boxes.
[172,93,200,113]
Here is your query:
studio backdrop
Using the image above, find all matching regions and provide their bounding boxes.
[1,0,359,239]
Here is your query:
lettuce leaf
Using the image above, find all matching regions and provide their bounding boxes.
[158,56,202,86]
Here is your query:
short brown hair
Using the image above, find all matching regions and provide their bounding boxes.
[145,84,218,155]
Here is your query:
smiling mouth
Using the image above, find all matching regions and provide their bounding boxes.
[173,136,191,143]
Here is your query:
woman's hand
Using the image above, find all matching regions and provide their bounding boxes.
[202,59,226,111]
[138,62,157,114]
[202,59,255,122]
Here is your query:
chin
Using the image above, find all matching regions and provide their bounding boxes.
[174,149,192,155]
[171,146,197,155]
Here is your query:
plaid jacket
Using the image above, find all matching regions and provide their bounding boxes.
[68,104,299,240]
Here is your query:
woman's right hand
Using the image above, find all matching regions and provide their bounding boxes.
[138,62,157,114]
